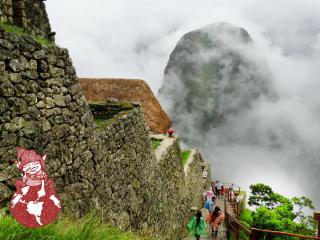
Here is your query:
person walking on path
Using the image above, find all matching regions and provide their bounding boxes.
[211,181,217,196]
[204,196,215,213]
[215,181,222,198]
[203,187,215,211]
[221,185,225,197]
[206,206,225,238]
[203,187,215,201]
[187,211,206,240]
[167,128,175,137]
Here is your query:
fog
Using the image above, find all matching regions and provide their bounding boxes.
[46,0,320,209]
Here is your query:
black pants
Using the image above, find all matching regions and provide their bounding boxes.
[195,234,200,240]
[215,187,220,197]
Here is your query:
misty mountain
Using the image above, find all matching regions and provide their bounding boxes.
[158,22,320,209]
[159,22,275,145]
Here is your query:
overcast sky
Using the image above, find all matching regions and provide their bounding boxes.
[46,0,320,93]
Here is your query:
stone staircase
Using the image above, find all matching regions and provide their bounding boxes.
[183,197,228,240]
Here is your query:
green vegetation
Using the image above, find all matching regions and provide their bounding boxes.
[239,190,246,196]
[0,213,152,240]
[151,138,162,149]
[240,208,253,226]
[0,21,25,35]
[181,150,192,166]
[88,101,134,109]
[35,36,51,46]
[0,21,53,46]
[94,116,107,127]
[240,183,316,238]
[93,110,133,131]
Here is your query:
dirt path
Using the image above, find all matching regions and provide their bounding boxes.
[153,135,176,160]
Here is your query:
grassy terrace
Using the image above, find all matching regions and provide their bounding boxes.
[93,116,107,127]
[151,138,162,149]
[0,21,53,46]
[0,213,153,240]
[181,150,192,166]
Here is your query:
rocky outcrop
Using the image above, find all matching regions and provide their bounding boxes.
[79,78,172,134]
[158,22,274,145]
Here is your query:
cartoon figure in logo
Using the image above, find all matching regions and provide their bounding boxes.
[10,147,61,228]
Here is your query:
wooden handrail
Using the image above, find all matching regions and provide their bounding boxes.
[226,213,251,235]
[251,228,320,240]
[224,193,319,240]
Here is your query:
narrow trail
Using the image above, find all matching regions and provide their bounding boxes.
[184,197,235,240]
[151,134,176,160]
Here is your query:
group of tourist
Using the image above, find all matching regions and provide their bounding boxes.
[187,181,231,239]
[188,181,235,240]
[212,181,237,203]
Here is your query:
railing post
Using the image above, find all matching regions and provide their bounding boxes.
[314,212,320,238]
[250,228,256,240]
[224,197,230,240]
[236,202,240,240]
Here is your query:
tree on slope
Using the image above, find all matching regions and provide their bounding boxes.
[240,183,316,239]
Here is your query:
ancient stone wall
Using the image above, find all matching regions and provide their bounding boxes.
[0,0,13,24]
[84,104,158,230]
[184,150,208,209]
[0,0,52,40]
[0,28,209,240]
[23,0,52,39]
[149,138,187,238]
[88,102,206,238]
[0,31,95,213]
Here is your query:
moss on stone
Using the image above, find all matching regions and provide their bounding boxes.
[93,116,107,127]
[88,100,134,109]
[0,21,54,46]
[94,109,134,131]
[151,138,162,149]
[90,100,137,131]
[181,150,192,166]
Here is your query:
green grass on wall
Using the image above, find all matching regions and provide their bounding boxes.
[181,150,192,166]
[0,213,153,240]
[151,138,162,150]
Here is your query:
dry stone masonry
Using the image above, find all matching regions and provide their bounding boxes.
[0,0,53,40]
[0,31,95,210]
[0,2,212,239]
